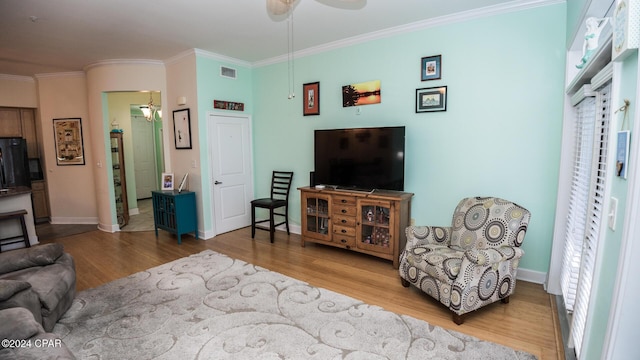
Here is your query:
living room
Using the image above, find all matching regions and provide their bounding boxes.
[0,0,638,359]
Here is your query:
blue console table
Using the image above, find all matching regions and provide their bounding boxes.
[152,190,197,244]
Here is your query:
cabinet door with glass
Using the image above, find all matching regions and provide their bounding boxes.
[356,200,394,255]
[301,192,331,242]
[110,132,129,228]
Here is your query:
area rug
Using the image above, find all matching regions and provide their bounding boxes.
[53,250,537,359]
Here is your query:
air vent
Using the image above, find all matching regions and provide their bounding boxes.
[220,66,237,79]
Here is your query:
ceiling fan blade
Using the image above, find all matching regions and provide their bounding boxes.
[315,0,366,10]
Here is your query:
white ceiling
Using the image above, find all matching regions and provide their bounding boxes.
[1,0,542,77]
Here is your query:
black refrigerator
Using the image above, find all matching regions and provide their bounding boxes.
[0,138,30,189]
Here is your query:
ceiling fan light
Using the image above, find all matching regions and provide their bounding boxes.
[267,0,290,15]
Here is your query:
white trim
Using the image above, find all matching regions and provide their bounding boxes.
[194,49,252,68]
[50,216,100,225]
[602,60,640,359]
[83,59,165,73]
[34,71,85,79]
[0,74,35,82]
[517,269,548,284]
[255,0,562,67]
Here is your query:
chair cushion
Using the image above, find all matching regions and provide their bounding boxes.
[251,198,287,208]
[403,244,464,285]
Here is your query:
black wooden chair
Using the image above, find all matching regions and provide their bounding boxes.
[251,171,294,243]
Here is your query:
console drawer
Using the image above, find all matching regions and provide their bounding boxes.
[333,214,356,227]
[333,224,356,237]
[333,205,356,217]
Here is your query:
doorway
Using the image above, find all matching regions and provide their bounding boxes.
[208,113,254,235]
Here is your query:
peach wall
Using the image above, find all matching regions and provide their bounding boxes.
[165,52,203,236]
[85,60,167,231]
[36,72,98,223]
[0,75,38,108]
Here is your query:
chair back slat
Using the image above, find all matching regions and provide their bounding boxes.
[270,171,294,200]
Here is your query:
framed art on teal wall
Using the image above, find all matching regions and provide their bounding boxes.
[303,82,320,116]
[421,55,442,81]
[416,86,447,113]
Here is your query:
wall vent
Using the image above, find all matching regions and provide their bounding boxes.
[220,66,237,79]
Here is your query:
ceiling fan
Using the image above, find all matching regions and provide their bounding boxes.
[266,0,365,17]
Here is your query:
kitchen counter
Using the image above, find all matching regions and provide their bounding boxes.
[0,186,37,250]
[0,186,32,198]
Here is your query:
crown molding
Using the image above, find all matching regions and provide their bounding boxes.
[83,59,165,73]
[192,49,252,68]
[34,71,85,79]
[254,0,563,67]
[0,74,35,82]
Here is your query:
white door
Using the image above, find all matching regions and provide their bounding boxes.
[209,113,253,234]
[132,115,157,199]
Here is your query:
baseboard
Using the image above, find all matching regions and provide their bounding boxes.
[517,268,547,284]
[50,217,99,225]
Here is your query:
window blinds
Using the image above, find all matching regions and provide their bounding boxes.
[560,81,612,357]
[570,82,611,356]
[560,94,596,312]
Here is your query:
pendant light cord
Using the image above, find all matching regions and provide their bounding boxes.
[287,7,295,99]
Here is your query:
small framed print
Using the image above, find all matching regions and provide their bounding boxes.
[616,130,630,178]
[421,55,442,81]
[173,108,192,149]
[162,172,174,191]
[416,86,447,113]
[303,82,320,116]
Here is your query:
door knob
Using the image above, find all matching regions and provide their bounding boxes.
[214,180,222,185]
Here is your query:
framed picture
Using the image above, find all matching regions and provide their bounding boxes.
[616,130,631,178]
[173,109,192,149]
[162,173,174,190]
[342,80,381,107]
[416,86,448,113]
[421,55,442,81]
[53,118,85,165]
[303,82,320,116]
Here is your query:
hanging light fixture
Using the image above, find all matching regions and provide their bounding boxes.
[140,92,160,122]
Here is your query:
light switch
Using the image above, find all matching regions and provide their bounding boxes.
[608,197,618,230]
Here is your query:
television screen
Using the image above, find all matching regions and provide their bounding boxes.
[314,126,405,191]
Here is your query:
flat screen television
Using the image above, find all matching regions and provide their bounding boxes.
[314,126,405,191]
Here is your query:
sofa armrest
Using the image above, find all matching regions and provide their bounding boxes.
[0,244,64,275]
[463,246,525,266]
[0,279,32,302]
[405,226,452,249]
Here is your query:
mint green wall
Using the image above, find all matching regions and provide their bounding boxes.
[195,56,253,232]
[583,52,638,359]
[252,4,566,273]
[566,0,591,46]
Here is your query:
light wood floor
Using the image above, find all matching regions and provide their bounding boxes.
[39,227,562,360]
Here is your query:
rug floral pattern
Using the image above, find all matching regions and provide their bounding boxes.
[54,250,536,359]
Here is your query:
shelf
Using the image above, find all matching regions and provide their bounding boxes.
[566,34,612,95]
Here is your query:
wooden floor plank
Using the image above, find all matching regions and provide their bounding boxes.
[39,226,561,359]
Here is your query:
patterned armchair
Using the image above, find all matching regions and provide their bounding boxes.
[399,197,530,324]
